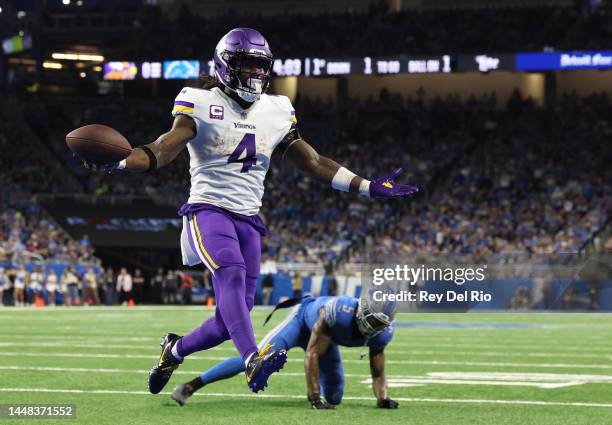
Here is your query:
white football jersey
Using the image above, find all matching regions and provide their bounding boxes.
[172,86,297,216]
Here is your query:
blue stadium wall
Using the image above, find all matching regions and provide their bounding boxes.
[4,262,611,310]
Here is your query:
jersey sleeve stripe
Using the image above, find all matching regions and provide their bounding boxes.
[192,215,220,270]
[290,110,297,123]
[324,299,337,327]
[175,100,195,108]
[172,105,194,115]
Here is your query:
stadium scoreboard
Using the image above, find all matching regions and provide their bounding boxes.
[103,56,458,80]
[102,50,612,80]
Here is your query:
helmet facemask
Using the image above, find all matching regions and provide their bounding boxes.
[355,293,396,338]
[221,51,273,103]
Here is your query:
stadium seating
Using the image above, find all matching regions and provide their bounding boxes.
[125,4,579,58]
[4,89,610,268]
[347,91,611,262]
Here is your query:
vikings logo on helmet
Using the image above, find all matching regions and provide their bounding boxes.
[356,286,397,338]
[214,28,274,103]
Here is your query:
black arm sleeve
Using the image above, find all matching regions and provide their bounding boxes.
[276,123,302,158]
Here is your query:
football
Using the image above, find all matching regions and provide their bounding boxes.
[66,124,132,164]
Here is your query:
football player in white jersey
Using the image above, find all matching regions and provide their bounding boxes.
[82,28,418,395]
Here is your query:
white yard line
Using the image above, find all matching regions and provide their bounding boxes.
[6,366,612,390]
[0,351,610,368]
[0,341,609,360]
[2,334,611,353]
[386,341,612,351]
[390,335,612,343]
[0,365,370,378]
[0,387,611,408]
[5,366,612,383]
[0,329,267,339]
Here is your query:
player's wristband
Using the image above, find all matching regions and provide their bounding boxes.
[359,179,371,197]
[331,167,357,192]
[117,159,127,170]
[136,146,157,172]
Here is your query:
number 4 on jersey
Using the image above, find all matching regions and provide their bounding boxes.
[228,133,256,173]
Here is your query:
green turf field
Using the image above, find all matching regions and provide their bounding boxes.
[0,307,611,424]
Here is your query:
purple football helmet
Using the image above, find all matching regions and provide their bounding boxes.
[214,28,274,103]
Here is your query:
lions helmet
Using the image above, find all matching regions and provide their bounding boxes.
[214,28,274,103]
[355,287,397,338]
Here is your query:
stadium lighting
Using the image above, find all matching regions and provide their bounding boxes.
[43,62,63,69]
[62,0,70,5]
[77,0,83,5]
[51,52,105,62]
[93,66,102,72]
[80,72,86,78]
[17,10,26,18]
[0,7,3,14]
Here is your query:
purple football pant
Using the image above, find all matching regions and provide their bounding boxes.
[177,207,261,363]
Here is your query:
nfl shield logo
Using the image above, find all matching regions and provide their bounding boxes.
[210,105,224,120]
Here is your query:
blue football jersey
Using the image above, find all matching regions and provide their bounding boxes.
[301,296,393,349]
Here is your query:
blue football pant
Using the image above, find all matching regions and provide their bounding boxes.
[199,306,345,405]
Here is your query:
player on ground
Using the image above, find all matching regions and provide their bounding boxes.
[171,293,400,410]
[80,28,418,394]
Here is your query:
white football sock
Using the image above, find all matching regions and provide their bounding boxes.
[171,341,184,362]
[244,351,256,367]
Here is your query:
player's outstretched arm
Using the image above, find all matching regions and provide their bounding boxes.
[304,310,336,409]
[369,347,399,409]
[123,115,196,172]
[285,139,418,198]
[83,115,195,173]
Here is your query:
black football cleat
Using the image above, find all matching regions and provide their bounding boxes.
[148,333,182,394]
[245,343,287,393]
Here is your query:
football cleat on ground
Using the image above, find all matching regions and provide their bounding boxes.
[171,383,194,406]
[148,333,182,394]
[245,344,288,393]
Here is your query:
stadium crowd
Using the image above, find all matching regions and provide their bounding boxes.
[355,92,611,262]
[262,90,497,262]
[6,1,610,63]
[124,2,583,58]
[0,205,95,265]
[18,88,498,263]
[9,89,610,266]
[0,101,95,264]
[8,0,609,65]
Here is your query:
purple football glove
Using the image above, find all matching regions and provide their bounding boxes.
[368,168,419,198]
